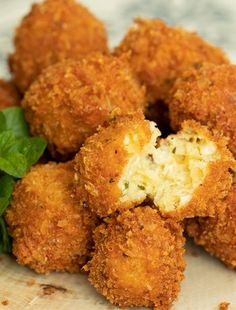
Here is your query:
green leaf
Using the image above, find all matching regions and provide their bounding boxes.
[0,153,27,177]
[0,112,6,133]
[0,175,15,216]
[0,217,12,254]
[2,107,29,138]
[0,131,16,157]
[0,198,9,216]
[11,137,47,168]
[0,175,15,199]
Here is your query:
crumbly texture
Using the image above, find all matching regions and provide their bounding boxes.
[75,116,235,219]
[22,54,146,158]
[0,79,20,109]
[9,0,108,92]
[74,115,151,217]
[5,161,98,274]
[186,184,236,269]
[85,207,185,309]
[114,18,229,104]
[169,63,236,158]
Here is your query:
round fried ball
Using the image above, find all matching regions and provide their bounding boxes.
[22,53,146,158]
[114,18,229,104]
[5,161,97,274]
[168,63,236,157]
[186,183,236,269]
[74,115,153,218]
[0,79,20,109]
[85,206,185,309]
[9,0,108,92]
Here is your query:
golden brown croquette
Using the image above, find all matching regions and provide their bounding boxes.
[22,53,146,158]
[168,63,236,158]
[75,115,235,219]
[9,0,108,92]
[114,18,229,104]
[85,206,185,309]
[0,79,20,109]
[186,183,236,269]
[5,161,97,274]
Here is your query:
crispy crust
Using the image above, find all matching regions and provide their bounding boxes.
[168,63,236,157]
[85,207,185,309]
[114,18,229,104]
[5,161,98,274]
[0,79,20,109]
[160,120,236,219]
[22,54,146,158]
[9,0,108,92]
[74,115,151,218]
[186,184,236,269]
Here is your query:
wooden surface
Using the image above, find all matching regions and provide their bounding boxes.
[0,241,235,310]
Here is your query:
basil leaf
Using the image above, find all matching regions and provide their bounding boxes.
[2,107,29,138]
[0,112,6,133]
[0,175,15,199]
[0,217,11,253]
[0,131,16,157]
[0,153,27,177]
[9,137,47,168]
[0,198,9,216]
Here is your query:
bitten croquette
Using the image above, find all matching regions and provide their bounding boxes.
[5,161,97,274]
[186,183,236,269]
[168,63,236,158]
[85,207,185,309]
[0,79,20,109]
[22,53,146,158]
[9,0,108,92]
[114,18,229,104]
[75,115,235,219]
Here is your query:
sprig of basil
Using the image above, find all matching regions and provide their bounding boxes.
[0,107,47,253]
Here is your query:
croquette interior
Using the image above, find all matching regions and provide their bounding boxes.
[119,122,221,213]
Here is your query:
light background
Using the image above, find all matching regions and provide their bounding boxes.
[0,1,235,310]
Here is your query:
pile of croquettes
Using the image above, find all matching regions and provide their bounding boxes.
[0,0,235,309]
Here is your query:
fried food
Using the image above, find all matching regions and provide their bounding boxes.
[85,207,185,309]
[0,79,20,109]
[186,183,236,269]
[75,115,235,218]
[9,0,108,92]
[114,18,229,104]
[22,53,146,158]
[169,63,236,157]
[5,161,97,274]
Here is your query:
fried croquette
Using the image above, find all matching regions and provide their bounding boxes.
[85,207,185,309]
[5,161,97,274]
[114,18,229,104]
[75,115,235,218]
[186,183,236,269]
[168,63,236,158]
[22,53,146,158]
[9,0,108,92]
[0,79,20,109]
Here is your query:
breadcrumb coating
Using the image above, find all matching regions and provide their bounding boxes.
[0,79,20,109]
[186,183,236,269]
[85,207,185,309]
[9,0,108,92]
[22,53,146,158]
[169,63,236,157]
[114,18,229,104]
[75,116,235,219]
[5,161,97,274]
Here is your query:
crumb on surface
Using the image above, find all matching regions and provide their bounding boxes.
[219,302,230,310]
[26,279,36,287]
[1,300,9,306]
[40,284,67,296]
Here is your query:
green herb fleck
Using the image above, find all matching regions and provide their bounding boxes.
[124,182,129,189]
[138,185,145,190]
